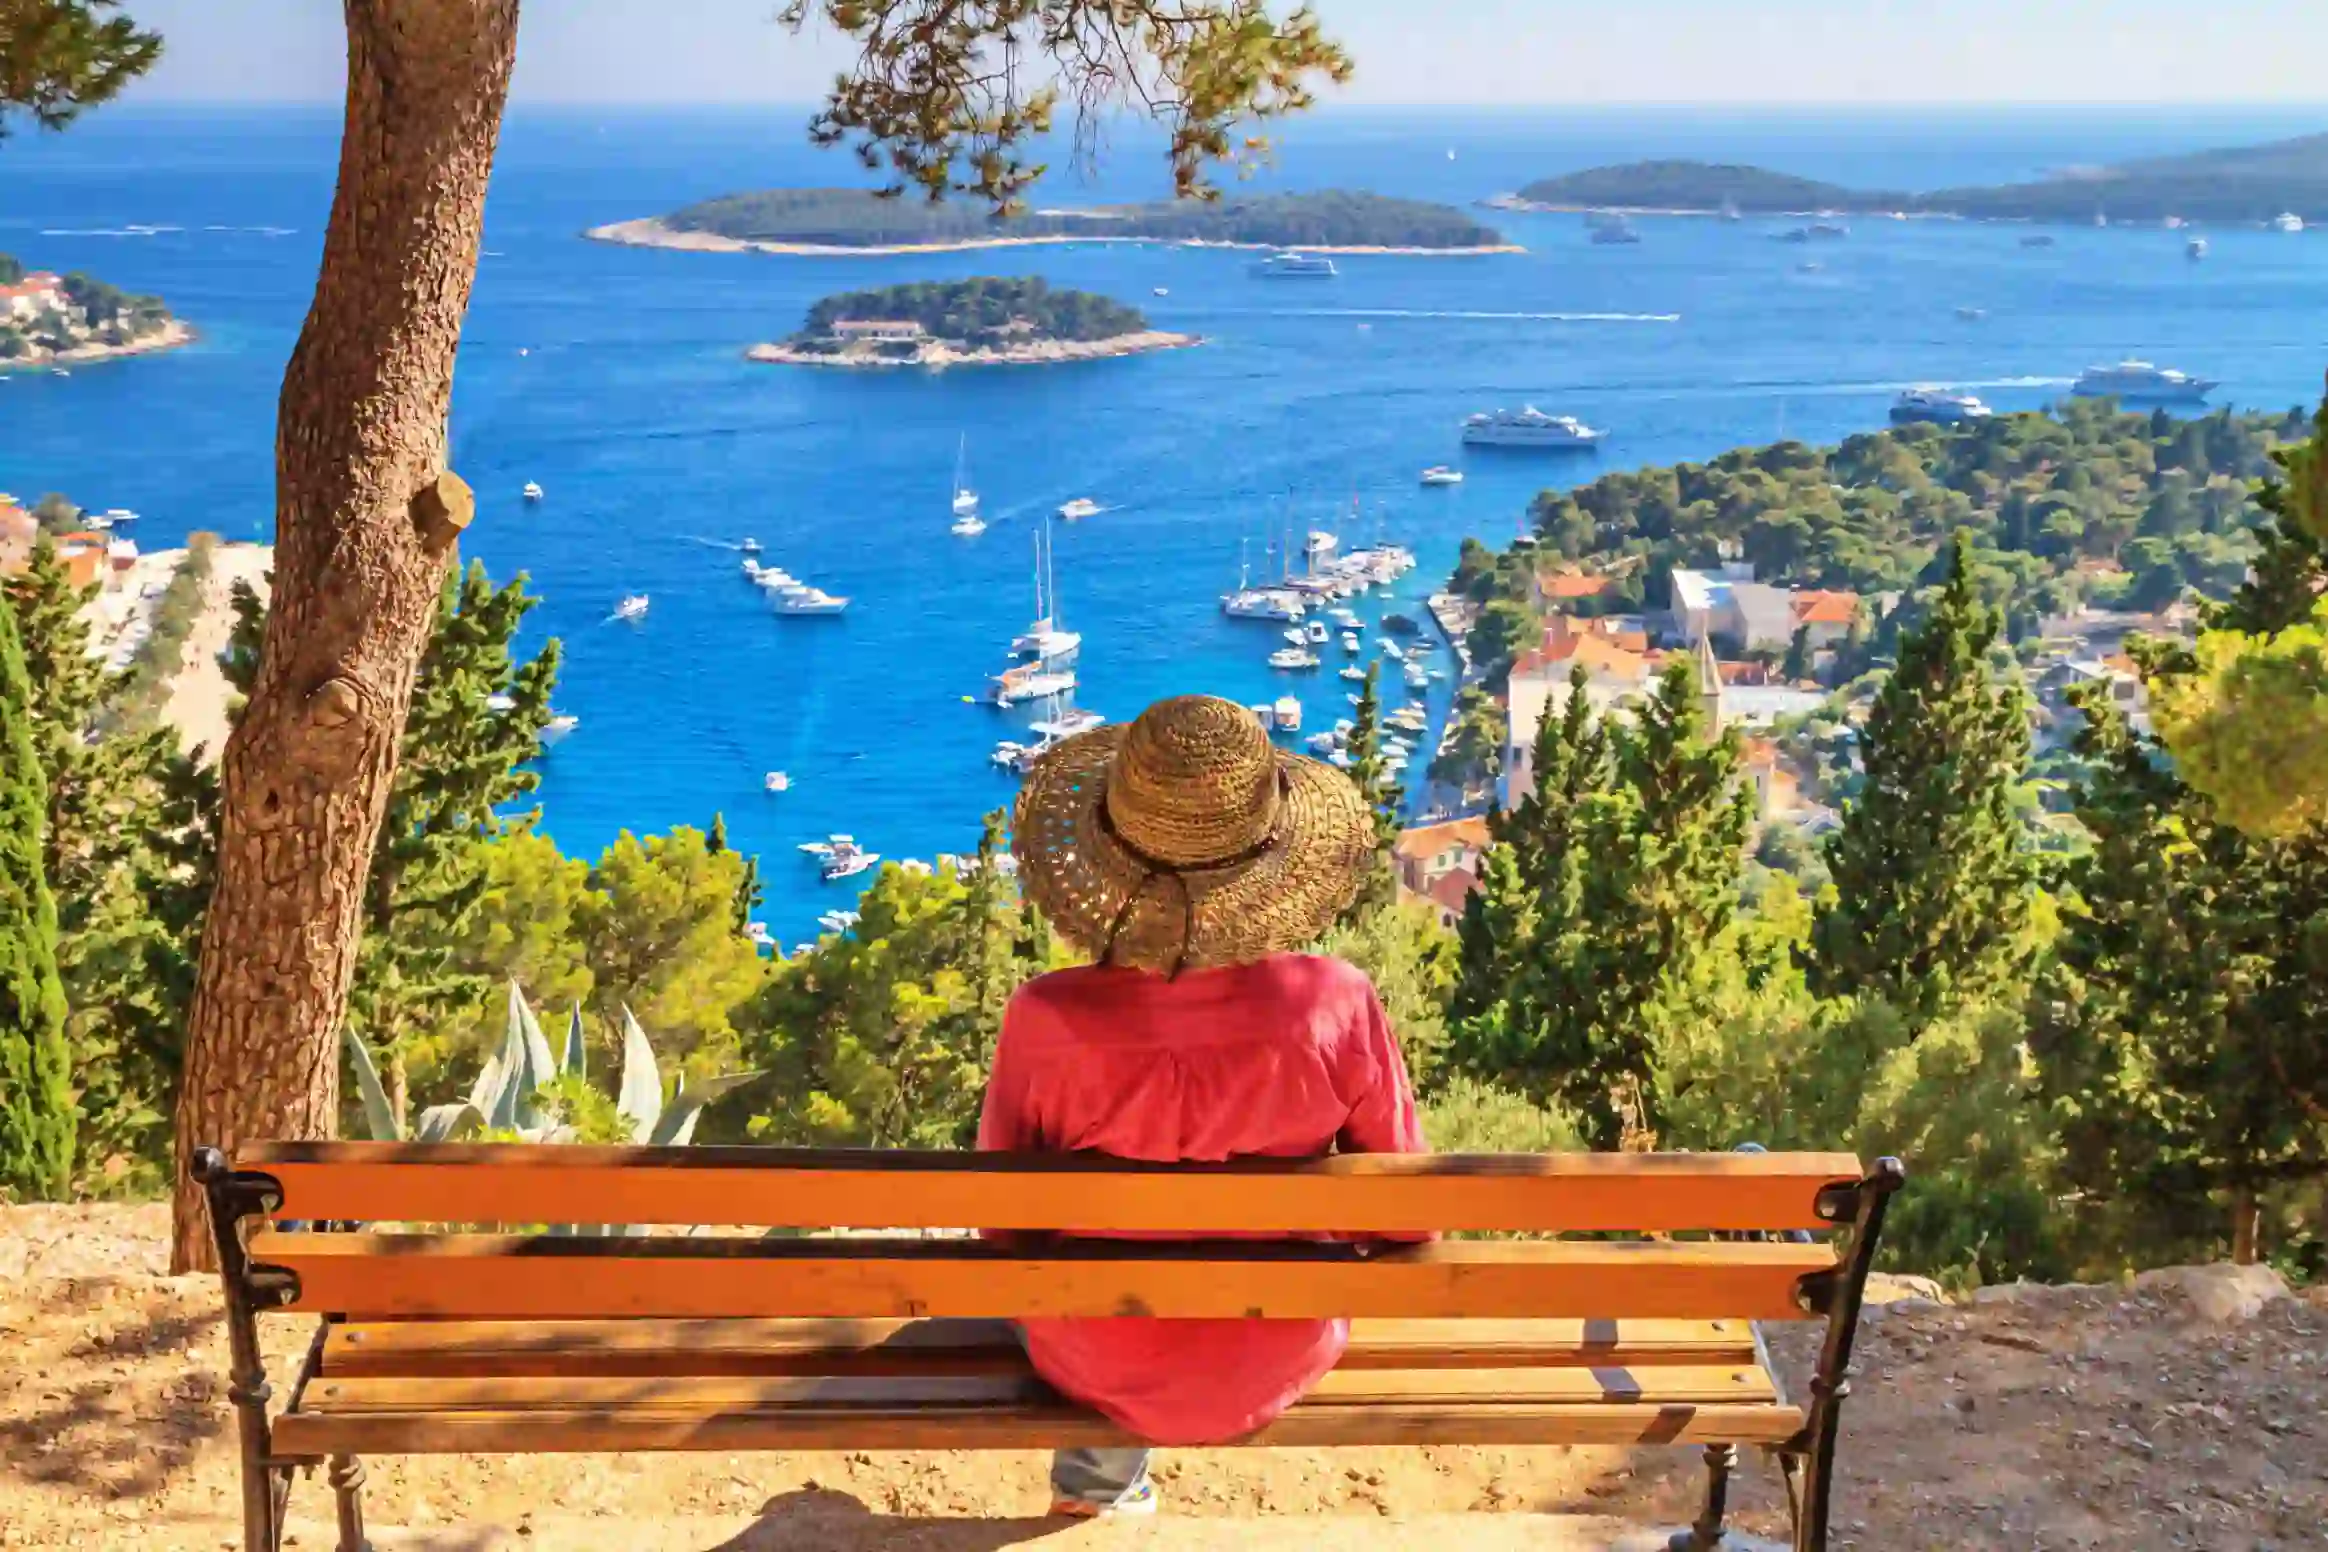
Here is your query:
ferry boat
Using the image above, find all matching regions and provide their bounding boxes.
[2071,360,2216,402]
[1269,647,1321,671]
[1462,407,1606,449]
[1420,466,1465,486]
[1058,497,1103,521]
[1251,250,1338,278]
[776,588,849,615]
[1890,388,1996,425]
[2273,212,2306,233]
[614,595,649,622]
[522,482,544,503]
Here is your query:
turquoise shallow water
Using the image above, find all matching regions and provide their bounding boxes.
[8,104,2328,942]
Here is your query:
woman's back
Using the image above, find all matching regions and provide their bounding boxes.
[978,952,1426,1444]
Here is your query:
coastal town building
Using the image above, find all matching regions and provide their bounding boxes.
[828,319,925,341]
[1393,817,1491,929]
[0,271,64,321]
[1667,563,1861,652]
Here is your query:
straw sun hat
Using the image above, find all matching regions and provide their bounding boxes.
[1012,694,1376,975]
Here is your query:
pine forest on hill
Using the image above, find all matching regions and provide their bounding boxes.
[796,277,1149,346]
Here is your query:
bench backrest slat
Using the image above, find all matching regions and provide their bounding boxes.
[240,1142,1860,1234]
[250,1232,1835,1323]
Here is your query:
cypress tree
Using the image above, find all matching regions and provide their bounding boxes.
[1338,662,1402,920]
[0,595,73,1199]
[1812,533,2034,1022]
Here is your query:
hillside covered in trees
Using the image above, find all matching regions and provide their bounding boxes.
[1454,399,2306,681]
[1514,130,2328,222]
[796,278,1148,346]
[634,188,1508,250]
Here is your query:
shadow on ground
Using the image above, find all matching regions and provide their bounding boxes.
[707,1489,1075,1551]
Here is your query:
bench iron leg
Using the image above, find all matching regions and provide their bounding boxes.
[1790,1159,1906,1552]
[329,1454,370,1552]
[1666,1443,1738,1551]
[195,1148,290,1552]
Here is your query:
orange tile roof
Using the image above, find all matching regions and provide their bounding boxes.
[1790,590,1861,626]
[1538,569,1611,600]
[1426,866,1480,917]
[1395,817,1491,861]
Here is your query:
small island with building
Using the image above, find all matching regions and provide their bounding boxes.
[0,252,187,369]
[594,188,1516,255]
[747,277,1199,370]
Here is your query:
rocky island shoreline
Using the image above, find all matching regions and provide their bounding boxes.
[750,276,1198,371]
[0,256,187,371]
[596,216,1520,257]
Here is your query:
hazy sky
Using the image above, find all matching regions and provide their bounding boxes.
[119,0,2328,107]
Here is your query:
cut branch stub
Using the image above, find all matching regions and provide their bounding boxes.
[411,471,476,553]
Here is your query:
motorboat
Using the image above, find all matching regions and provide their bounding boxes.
[1890,388,1996,425]
[1341,665,1368,682]
[1058,497,1102,521]
[799,834,855,859]
[2273,212,2306,233]
[1304,620,1330,644]
[817,910,860,934]
[1273,697,1303,732]
[1420,466,1465,486]
[2188,238,2209,261]
[1251,250,1338,278]
[1341,633,1362,654]
[1380,639,1406,661]
[1955,307,1989,322]
[739,537,761,553]
[541,713,579,744]
[991,741,1027,768]
[1282,626,1309,647]
[1030,707,1107,741]
[1405,664,1430,690]
[1462,407,1606,449]
[1327,607,1362,629]
[614,595,649,622]
[764,771,790,793]
[746,922,774,948]
[950,513,988,537]
[823,850,880,881]
[2071,360,2216,402]
[522,482,544,503]
[1153,286,1170,297]
[99,507,138,526]
[777,588,850,615]
[1269,648,1321,671]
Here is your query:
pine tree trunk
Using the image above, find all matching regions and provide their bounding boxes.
[168,0,521,1274]
[2230,1187,2261,1267]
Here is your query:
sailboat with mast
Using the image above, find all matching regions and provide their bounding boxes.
[949,434,986,536]
[992,519,1080,707]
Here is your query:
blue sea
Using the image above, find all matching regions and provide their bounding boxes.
[8,103,2328,942]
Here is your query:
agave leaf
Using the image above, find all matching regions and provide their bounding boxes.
[509,982,558,1130]
[560,1004,588,1082]
[413,1101,486,1144]
[342,1027,401,1143]
[647,1070,764,1147]
[614,1006,663,1142]
[480,1002,533,1133]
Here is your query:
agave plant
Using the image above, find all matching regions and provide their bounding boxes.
[344,983,761,1147]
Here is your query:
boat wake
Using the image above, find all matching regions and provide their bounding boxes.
[1712,375,2078,398]
[1272,308,1682,324]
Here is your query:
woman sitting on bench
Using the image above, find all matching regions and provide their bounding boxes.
[981,694,1430,1519]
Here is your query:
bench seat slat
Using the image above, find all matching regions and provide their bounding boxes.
[302,1365,1777,1415]
[272,1399,1806,1457]
[321,1317,1764,1379]
[255,1234,1835,1323]
[242,1142,1862,1234]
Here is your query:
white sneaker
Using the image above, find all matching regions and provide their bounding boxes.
[1051,1480,1161,1519]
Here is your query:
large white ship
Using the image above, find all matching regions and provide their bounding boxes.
[2070,360,2216,402]
[1251,250,1338,278]
[1461,406,1607,449]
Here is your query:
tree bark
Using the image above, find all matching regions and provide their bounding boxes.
[169,0,521,1273]
[2230,1187,2261,1267]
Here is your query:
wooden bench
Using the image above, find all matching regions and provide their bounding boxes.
[192,1142,1903,1552]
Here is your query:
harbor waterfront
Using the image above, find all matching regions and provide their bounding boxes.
[10,104,2328,945]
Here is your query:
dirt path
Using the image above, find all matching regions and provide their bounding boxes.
[3,1205,2320,1550]
[159,540,270,761]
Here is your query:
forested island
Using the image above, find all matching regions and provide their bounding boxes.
[1506,130,2328,223]
[0,252,185,368]
[592,188,1515,255]
[748,277,1197,369]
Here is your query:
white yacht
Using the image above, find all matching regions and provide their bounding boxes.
[739,537,761,553]
[1341,632,1362,654]
[1282,626,1309,646]
[1405,664,1430,690]
[823,850,880,881]
[1252,250,1338,278]
[99,507,138,526]
[1269,647,1321,671]
[1223,588,1306,622]
[950,434,980,518]
[817,910,860,934]
[764,771,791,793]
[522,482,544,503]
[2071,360,2216,402]
[799,834,855,859]
[1340,664,1368,682]
[2273,212,2306,233]
[1462,407,1607,449]
[541,713,579,744]
[1304,619,1330,645]
[776,587,849,615]
[994,666,1077,707]
[1058,497,1102,521]
[1890,388,1996,425]
[1420,466,1465,486]
[1032,706,1106,740]
[1273,697,1303,732]
[950,512,988,537]
[1328,606,1363,629]
[613,595,649,622]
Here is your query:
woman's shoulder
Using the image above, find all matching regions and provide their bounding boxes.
[1248,952,1380,1002]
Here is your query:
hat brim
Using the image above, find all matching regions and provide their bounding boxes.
[1011,724,1377,973]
